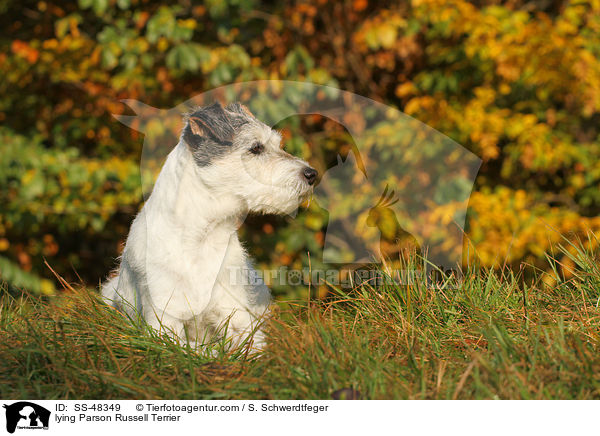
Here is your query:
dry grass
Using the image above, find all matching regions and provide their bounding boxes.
[1,241,600,399]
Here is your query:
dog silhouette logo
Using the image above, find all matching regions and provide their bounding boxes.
[3,402,50,433]
[116,80,482,280]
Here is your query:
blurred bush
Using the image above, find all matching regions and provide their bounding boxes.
[1,0,599,296]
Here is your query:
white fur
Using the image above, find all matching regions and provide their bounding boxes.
[102,116,314,352]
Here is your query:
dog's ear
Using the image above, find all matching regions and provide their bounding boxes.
[184,102,236,145]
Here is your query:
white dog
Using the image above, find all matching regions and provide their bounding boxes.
[101,102,317,351]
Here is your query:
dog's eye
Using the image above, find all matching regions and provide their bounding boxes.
[249,142,264,155]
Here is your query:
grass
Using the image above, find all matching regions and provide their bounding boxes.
[1,241,600,399]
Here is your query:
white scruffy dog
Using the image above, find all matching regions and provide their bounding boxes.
[101,102,317,351]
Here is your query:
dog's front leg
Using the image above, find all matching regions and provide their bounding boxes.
[144,308,187,343]
[206,279,270,352]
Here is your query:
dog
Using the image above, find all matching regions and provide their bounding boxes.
[101,101,317,351]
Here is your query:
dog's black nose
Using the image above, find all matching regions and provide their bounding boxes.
[303,167,318,185]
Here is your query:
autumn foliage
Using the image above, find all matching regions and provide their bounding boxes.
[1,0,599,295]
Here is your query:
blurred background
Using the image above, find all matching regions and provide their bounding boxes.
[1,0,600,299]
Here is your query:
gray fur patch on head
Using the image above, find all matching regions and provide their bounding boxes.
[182,102,253,167]
[225,102,255,119]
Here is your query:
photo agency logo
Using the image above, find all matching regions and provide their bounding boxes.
[115,80,481,289]
[2,402,50,433]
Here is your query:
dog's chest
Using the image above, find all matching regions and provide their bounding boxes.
[190,228,245,276]
[180,227,246,290]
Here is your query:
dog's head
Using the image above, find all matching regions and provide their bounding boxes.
[182,102,317,215]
